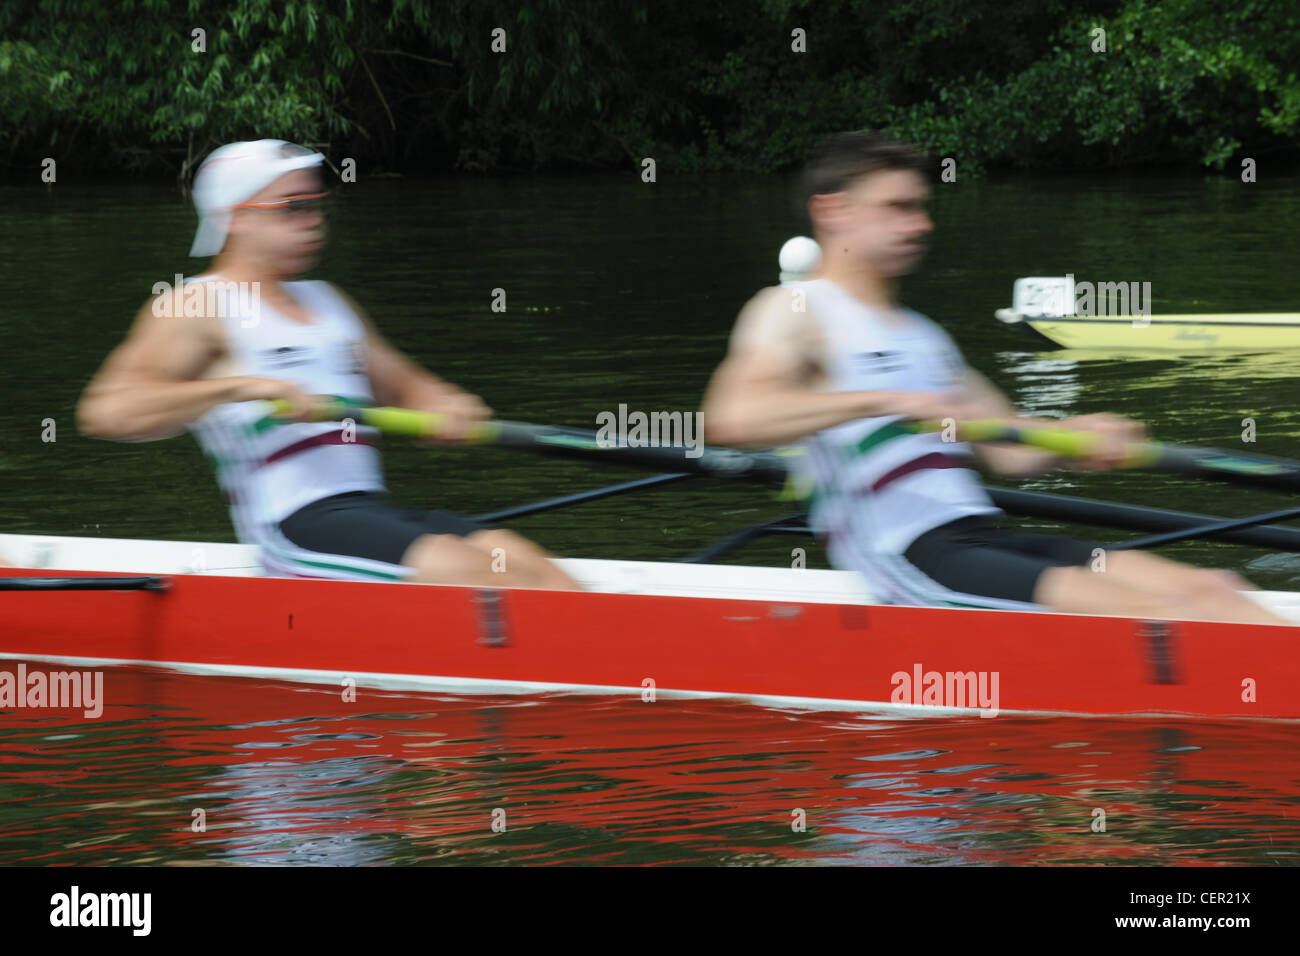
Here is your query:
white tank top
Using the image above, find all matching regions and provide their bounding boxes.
[185,275,386,537]
[793,279,1000,563]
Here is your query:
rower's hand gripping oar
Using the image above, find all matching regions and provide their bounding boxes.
[919,419,1300,493]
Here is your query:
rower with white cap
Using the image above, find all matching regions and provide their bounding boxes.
[78,140,579,589]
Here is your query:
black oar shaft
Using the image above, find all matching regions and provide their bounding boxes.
[988,487,1300,551]
[1147,445,1300,493]
[475,473,695,522]
[0,576,170,591]
[486,421,789,484]
[1112,505,1300,550]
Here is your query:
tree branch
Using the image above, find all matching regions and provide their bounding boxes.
[367,49,453,69]
[359,53,396,131]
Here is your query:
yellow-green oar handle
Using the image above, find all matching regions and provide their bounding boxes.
[912,418,1158,467]
[270,399,502,442]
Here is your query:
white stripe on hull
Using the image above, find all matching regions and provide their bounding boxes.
[14,650,1287,722]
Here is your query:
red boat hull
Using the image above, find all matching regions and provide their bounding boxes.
[1,569,1296,718]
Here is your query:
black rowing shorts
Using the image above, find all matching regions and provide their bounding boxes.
[902,515,1100,605]
[278,491,495,567]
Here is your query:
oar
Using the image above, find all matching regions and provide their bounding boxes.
[929,419,1300,493]
[280,401,1300,495]
[270,399,795,487]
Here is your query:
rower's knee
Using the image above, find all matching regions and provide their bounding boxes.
[1195,568,1254,593]
[400,529,578,589]
[1162,567,1251,601]
[465,529,580,589]
[466,529,552,570]
[1033,565,1172,617]
[401,533,496,585]
[1106,551,1254,595]
[467,528,535,552]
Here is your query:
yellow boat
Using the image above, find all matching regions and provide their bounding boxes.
[995,276,1300,350]
[996,309,1300,350]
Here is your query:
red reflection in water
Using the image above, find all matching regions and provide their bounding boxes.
[0,665,1297,865]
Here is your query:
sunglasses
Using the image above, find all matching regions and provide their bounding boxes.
[233,191,330,215]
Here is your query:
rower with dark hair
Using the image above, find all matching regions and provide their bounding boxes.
[78,140,578,589]
[702,130,1287,625]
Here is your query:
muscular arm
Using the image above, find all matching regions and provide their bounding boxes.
[77,295,262,441]
[701,287,947,448]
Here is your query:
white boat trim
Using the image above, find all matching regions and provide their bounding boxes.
[3,531,1300,621]
[0,531,873,604]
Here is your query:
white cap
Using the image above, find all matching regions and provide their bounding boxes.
[189,140,325,257]
[778,236,822,284]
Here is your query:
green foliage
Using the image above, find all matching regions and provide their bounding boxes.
[0,0,1296,177]
[886,0,1300,171]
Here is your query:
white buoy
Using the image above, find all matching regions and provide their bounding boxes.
[778,236,822,284]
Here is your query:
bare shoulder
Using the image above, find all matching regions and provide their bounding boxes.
[727,285,824,378]
[129,282,218,341]
[731,285,819,348]
[98,283,223,381]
